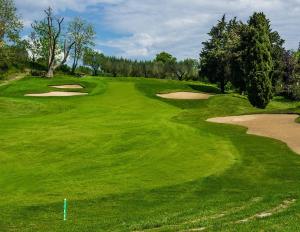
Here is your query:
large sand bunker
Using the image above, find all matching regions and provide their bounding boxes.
[156,92,212,100]
[50,84,83,89]
[207,114,300,154]
[25,91,88,97]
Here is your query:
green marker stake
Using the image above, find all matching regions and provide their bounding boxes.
[64,198,67,221]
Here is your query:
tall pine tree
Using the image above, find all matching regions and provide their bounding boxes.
[244,12,273,108]
[200,15,228,93]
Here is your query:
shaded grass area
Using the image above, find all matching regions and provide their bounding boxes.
[0,76,300,231]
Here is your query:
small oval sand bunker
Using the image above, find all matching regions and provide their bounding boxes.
[207,114,300,154]
[25,91,87,97]
[157,92,212,100]
[50,84,83,89]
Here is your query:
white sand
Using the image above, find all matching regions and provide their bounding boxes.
[25,91,88,97]
[50,84,83,89]
[207,114,300,154]
[156,92,212,100]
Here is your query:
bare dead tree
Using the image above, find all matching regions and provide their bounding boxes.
[34,7,75,77]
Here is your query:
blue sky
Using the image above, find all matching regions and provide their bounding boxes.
[16,0,300,60]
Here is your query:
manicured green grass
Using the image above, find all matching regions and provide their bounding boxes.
[0,76,300,231]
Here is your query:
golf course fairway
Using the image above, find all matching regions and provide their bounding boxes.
[1,76,300,231]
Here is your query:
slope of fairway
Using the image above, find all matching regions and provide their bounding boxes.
[1,76,300,231]
[0,77,236,230]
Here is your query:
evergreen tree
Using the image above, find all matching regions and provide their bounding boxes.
[244,12,273,108]
[200,15,228,93]
[200,15,244,93]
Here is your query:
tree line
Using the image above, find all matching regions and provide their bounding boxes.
[82,50,199,80]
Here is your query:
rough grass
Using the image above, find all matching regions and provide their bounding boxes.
[0,76,300,231]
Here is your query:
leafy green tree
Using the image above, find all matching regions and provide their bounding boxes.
[76,65,92,75]
[83,48,103,76]
[244,12,273,108]
[0,0,22,47]
[68,17,95,74]
[0,41,28,76]
[154,52,177,78]
[154,52,176,64]
[0,0,25,77]
[175,59,199,81]
[25,32,42,69]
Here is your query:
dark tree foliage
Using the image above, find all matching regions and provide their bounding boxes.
[200,12,286,101]
[244,12,273,108]
[281,50,300,100]
[282,50,296,87]
[0,41,28,76]
[269,31,285,89]
[200,15,228,93]
[200,15,244,93]
[229,23,249,94]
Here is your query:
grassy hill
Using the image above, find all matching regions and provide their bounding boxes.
[0,76,300,231]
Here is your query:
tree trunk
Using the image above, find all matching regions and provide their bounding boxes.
[46,67,54,78]
[220,78,225,93]
[71,58,77,74]
[93,68,97,76]
[71,47,78,74]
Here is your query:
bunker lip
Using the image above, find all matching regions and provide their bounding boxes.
[25,91,88,97]
[207,114,300,154]
[50,84,83,89]
[156,91,212,100]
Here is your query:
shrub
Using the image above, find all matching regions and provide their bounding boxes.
[286,84,300,100]
[247,71,273,109]
[30,70,46,77]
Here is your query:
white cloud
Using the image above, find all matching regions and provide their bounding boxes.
[16,0,121,13]
[96,0,300,59]
[16,0,300,60]
[15,0,122,25]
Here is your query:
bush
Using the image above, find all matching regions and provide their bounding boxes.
[286,84,300,100]
[56,64,71,74]
[30,70,46,77]
[225,81,234,92]
[247,71,273,109]
[76,66,92,75]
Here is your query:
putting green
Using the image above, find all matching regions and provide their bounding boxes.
[1,76,300,231]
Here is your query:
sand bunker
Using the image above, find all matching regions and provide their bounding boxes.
[207,114,300,154]
[50,84,83,89]
[156,92,212,100]
[25,91,88,97]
